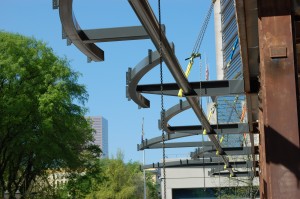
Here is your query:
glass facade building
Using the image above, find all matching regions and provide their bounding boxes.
[221,0,242,80]
[216,0,245,147]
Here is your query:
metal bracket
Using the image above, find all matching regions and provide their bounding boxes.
[87,57,92,63]
[67,38,72,46]
[52,0,59,9]
[148,49,152,64]
[62,27,66,39]
[126,68,132,101]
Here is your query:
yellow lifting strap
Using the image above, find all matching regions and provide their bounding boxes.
[203,103,217,135]
[216,136,223,156]
[178,53,201,97]
[240,104,248,142]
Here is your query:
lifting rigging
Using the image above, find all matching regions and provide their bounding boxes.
[155,1,249,195]
[178,2,214,97]
[157,1,167,198]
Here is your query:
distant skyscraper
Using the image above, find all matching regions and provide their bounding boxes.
[89,116,108,158]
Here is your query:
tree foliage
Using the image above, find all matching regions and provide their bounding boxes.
[215,185,259,199]
[58,150,160,199]
[85,150,144,199]
[145,171,160,199]
[0,31,94,197]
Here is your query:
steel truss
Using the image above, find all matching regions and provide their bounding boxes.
[54,0,259,178]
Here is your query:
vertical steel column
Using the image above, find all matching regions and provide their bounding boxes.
[258,0,300,198]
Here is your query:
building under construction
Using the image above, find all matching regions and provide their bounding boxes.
[54,0,300,198]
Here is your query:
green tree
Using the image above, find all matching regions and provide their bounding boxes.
[0,31,94,197]
[86,150,144,199]
[145,171,160,199]
[65,154,104,199]
[215,185,259,199]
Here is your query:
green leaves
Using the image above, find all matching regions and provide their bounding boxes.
[84,156,143,199]
[0,31,93,196]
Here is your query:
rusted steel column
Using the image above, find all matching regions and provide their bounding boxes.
[258,0,300,198]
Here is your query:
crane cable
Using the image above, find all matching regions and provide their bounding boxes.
[199,59,206,190]
[158,1,167,199]
[178,2,213,97]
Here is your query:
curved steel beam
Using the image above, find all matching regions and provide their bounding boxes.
[138,133,211,150]
[126,45,174,108]
[159,100,251,134]
[142,157,224,169]
[126,50,160,108]
[141,141,214,150]
[58,0,104,61]
[142,158,256,170]
[190,146,259,159]
[159,100,191,133]
[137,80,245,96]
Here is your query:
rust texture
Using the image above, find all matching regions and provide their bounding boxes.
[258,0,300,198]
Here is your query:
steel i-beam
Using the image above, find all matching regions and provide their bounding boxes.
[58,0,104,61]
[258,0,300,198]
[128,0,235,176]
[142,158,257,172]
[234,0,259,174]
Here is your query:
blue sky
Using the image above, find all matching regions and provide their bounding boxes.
[0,0,216,164]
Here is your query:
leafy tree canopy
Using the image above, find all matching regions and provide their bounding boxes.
[85,150,144,199]
[0,31,95,196]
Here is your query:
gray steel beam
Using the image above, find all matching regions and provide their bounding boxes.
[157,98,256,135]
[138,138,213,150]
[129,0,234,176]
[158,98,255,137]
[190,146,259,159]
[142,159,256,170]
[208,161,257,175]
[128,0,196,94]
[137,80,244,96]
[81,25,164,43]
[159,100,191,133]
[126,44,175,108]
[166,123,253,134]
[138,123,254,150]
[58,0,104,61]
[143,141,214,149]
[210,171,257,178]
[235,0,259,172]
[142,157,224,169]
[126,50,160,108]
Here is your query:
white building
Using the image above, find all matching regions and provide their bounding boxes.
[159,158,259,199]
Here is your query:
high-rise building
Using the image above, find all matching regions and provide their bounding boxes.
[215,0,245,147]
[89,116,108,158]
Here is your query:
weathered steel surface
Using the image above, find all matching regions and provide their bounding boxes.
[258,0,300,198]
[234,0,259,173]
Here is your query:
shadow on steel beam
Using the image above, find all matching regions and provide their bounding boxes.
[264,126,300,185]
